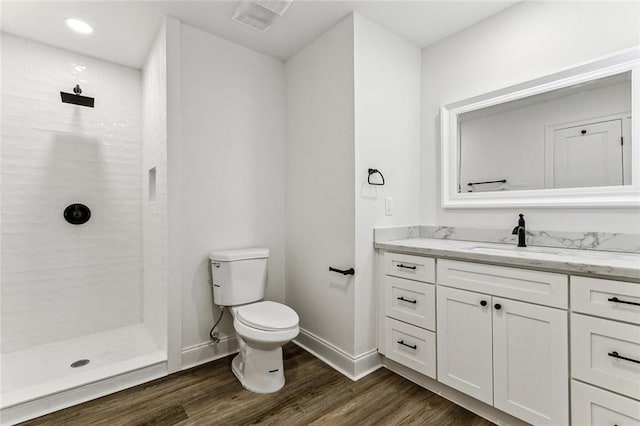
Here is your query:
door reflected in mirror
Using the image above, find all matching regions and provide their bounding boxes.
[458,72,632,193]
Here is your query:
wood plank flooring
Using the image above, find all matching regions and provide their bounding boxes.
[22,344,493,426]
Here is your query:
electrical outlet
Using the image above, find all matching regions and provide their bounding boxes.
[385,197,393,216]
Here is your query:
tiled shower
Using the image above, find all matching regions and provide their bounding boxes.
[0,31,167,412]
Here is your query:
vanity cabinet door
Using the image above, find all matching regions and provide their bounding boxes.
[492,298,568,425]
[437,286,493,405]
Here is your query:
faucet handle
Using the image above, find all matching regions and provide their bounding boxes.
[512,226,520,235]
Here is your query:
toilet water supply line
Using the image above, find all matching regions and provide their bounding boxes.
[209,306,225,344]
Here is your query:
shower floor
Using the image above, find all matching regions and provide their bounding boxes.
[0,324,166,409]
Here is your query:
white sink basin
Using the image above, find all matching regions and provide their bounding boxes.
[469,245,561,255]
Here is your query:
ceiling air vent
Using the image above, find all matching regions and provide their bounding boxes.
[254,0,293,16]
[231,0,293,32]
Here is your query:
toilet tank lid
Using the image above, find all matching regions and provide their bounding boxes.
[209,248,269,261]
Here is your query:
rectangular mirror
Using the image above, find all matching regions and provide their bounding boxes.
[459,72,631,192]
[441,48,639,208]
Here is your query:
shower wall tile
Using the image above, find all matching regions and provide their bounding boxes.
[141,24,168,352]
[1,34,143,353]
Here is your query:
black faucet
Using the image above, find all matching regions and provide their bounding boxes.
[512,213,527,247]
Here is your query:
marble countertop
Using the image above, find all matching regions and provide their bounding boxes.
[375,238,640,280]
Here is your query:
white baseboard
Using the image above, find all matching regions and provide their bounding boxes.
[181,335,239,370]
[383,358,528,426]
[293,328,382,381]
[0,362,167,426]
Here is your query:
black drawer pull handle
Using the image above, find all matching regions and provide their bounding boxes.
[397,340,417,350]
[329,267,355,275]
[397,264,417,270]
[397,296,417,304]
[480,300,487,307]
[494,303,502,310]
[608,351,640,364]
[608,297,640,307]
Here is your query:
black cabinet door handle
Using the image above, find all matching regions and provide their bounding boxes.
[480,300,487,307]
[397,340,417,350]
[608,296,640,307]
[494,303,502,310]
[397,296,417,304]
[329,267,355,275]
[397,264,417,270]
[608,351,640,364]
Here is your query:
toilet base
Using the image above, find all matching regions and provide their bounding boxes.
[231,337,285,394]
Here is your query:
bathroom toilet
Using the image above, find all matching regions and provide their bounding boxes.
[209,248,299,393]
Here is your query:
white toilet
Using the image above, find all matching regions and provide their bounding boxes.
[209,248,299,393]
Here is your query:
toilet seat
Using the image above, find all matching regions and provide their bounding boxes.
[234,301,299,332]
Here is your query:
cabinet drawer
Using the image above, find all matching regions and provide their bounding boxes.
[572,380,640,426]
[384,317,436,378]
[437,259,568,308]
[384,252,435,283]
[572,314,640,399]
[572,276,640,325]
[385,276,435,331]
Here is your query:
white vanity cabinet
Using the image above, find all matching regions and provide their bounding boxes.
[569,276,640,425]
[437,260,569,425]
[382,252,437,378]
[378,245,640,426]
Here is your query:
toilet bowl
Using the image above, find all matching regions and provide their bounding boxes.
[231,301,299,393]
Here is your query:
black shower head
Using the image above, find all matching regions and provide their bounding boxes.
[60,84,94,108]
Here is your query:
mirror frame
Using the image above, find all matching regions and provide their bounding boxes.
[441,47,640,209]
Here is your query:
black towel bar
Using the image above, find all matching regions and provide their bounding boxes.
[367,168,385,186]
[467,179,507,186]
[329,267,355,276]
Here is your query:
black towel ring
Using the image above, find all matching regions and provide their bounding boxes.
[367,168,385,186]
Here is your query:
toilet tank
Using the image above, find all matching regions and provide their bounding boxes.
[209,248,269,306]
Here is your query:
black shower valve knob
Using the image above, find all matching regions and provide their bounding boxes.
[64,203,91,225]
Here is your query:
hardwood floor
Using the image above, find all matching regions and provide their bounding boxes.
[22,344,493,426]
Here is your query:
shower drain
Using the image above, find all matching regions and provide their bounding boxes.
[70,359,90,368]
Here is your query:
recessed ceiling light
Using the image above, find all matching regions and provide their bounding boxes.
[65,18,93,35]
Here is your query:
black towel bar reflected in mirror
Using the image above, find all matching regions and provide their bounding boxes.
[467,179,507,187]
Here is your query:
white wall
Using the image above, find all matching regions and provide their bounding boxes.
[286,16,356,355]
[142,22,168,352]
[286,14,421,359]
[353,15,421,355]
[1,33,142,353]
[179,23,286,353]
[421,1,640,233]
